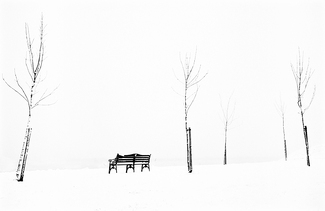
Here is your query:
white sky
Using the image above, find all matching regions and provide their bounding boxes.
[1,0,324,171]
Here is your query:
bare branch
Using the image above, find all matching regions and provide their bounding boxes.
[219,97,227,123]
[275,94,286,117]
[186,86,199,101]
[301,68,315,97]
[171,86,183,97]
[291,49,316,113]
[14,70,30,102]
[176,50,207,114]
[25,24,35,74]
[35,44,44,78]
[32,85,59,108]
[172,68,184,85]
[35,101,58,107]
[228,102,236,125]
[291,64,300,93]
[179,53,186,80]
[301,59,309,85]
[186,85,199,113]
[25,55,33,81]
[220,93,236,127]
[304,85,316,113]
[188,64,201,85]
[2,74,29,103]
[34,16,44,79]
[189,50,197,76]
[188,71,208,88]
[34,67,47,90]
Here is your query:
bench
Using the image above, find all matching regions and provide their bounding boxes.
[108,153,151,174]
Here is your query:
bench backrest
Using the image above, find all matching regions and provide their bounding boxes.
[134,154,151,163]
[115,154,135,163]
[115,153,151,164]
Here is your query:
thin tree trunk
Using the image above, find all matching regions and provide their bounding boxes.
[185,107,190,172]
[188,127,192,173]
[185,82,189,172]
[304,125,310,166]
[16,89,34,181]
[186,126,190,171]
[16,128,32,181]
[282,114,287,161]
[284,139,287,161]
[224,122,228,165]
[300,111,310,166]
[184,81,193,173]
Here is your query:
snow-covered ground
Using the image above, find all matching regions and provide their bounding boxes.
[1,153,324,211]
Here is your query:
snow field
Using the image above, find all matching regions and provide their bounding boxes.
[1,158,324,211]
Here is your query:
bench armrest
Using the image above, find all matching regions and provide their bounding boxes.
[108,159,116,164]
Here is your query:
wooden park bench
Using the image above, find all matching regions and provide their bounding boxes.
[108,153,151,174]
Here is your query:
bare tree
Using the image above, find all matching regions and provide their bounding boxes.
[220,95,236,165]
[275,97,287,161]
[291,49,316,167]
[174,49,207,173]
[2,16,57,181]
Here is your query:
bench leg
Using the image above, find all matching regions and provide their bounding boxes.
[126,164,131,173]
[141,164,150,172]
[126,164,135,173]
[109,164,117,174]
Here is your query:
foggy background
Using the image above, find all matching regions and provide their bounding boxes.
[1,0,324,172]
